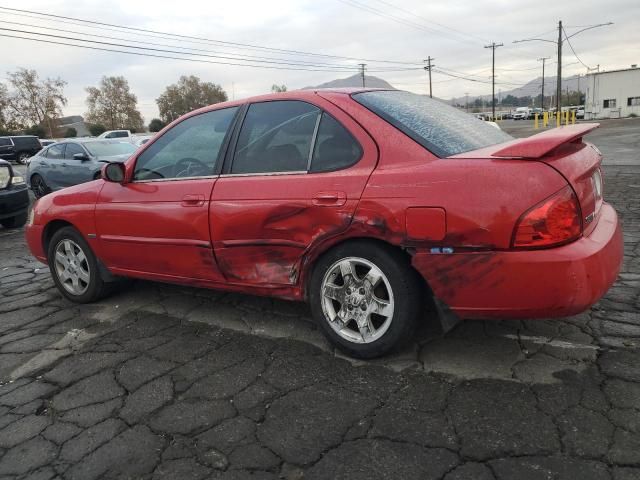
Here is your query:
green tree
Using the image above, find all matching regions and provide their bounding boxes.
[5,68,67,137]
[88,124,106,136]
[24,125,46,138]
[64,127,77,138]
[148,118,166,132]
[271,84,287,93]
[156,75,227,123]
[85,76,144,131]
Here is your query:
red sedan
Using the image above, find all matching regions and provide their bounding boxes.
[25,89,623,358]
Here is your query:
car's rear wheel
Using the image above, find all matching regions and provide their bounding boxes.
[47,226,112,303]
[309,242,421,358]
[17,152,30,165]
[0,212,28,229]
[31,174,51,199]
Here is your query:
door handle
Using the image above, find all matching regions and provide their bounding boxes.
[312,191,347,206]
[181,194,205,207]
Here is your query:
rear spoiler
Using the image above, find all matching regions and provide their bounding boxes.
[492,123,599,159]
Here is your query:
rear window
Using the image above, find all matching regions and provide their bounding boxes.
[0,138,12,147]
[352,90,512,157]
[13,136,41,148]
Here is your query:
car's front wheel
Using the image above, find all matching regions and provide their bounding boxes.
[47,226,112,303]
[309,242,421,358]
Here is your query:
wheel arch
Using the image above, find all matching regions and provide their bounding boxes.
[42,219,75,256]
[301,236,434,302]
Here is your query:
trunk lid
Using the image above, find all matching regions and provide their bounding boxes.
[450,124,603,235]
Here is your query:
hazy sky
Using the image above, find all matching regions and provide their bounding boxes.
[0,0,638,122]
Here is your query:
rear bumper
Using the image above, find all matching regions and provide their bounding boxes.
[412,202,623,319]
[0,186,29,220]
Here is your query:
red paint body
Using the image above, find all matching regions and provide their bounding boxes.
[25,89,623,320]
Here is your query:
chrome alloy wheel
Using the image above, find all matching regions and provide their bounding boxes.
[53,239,91,295]
[320,257,394,344]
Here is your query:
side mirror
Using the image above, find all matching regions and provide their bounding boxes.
[102,162,126,183]
[73,152,90,161]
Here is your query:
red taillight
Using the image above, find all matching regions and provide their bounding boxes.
[512,185,582,248]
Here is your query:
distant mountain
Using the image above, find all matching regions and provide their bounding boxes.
[451,75,586,105]
[304,74,394,90]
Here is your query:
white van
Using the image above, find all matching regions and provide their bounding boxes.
[512,107,531,120]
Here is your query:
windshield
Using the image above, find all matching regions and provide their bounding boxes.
[352,90,513,157]
[84,141,136,157]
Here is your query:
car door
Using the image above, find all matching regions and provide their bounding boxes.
[62,143,94,186]
[210,98,377,286]
[94,106,239,281]
[43,143,67,189]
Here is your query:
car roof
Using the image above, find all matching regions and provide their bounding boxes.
[57,138,133,145]
[0,135,38,139]
[179,88,393,120]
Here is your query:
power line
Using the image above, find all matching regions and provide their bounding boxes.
[336,0,480,46]
[562,26,592,69]
[0,19,396,70]
[0,32,416,73]
[369,0,489,43]
[0,27,423,73]
[0,5,423,66]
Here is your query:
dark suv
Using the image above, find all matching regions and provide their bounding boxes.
[0,136,43,164]
[0,159,29,228]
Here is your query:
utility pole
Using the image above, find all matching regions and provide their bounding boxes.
[556,20,563,114]
[484,42,503,120]
[423,56,435,98]
[538,57,550,109]
[513,21,611,114]
[465,92,469,112]
[358,64,366,88]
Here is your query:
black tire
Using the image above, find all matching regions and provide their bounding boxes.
[47,226,112,303]
[31,174,51,199]
[309,241,421,359]
[0,212,28,229]
[17,152,30,165]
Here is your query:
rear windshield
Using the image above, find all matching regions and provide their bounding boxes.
[84,141,136,157]
[352,90,513,157]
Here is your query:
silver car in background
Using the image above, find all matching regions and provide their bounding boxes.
[26,139,136,198]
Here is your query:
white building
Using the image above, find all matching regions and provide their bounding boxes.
[584,66,640,119]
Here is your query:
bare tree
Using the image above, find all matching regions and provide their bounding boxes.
[156,75,227,123]
[86,76,144,131]
[5,69,67,137]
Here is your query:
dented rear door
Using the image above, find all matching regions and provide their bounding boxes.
[210,97,377,287]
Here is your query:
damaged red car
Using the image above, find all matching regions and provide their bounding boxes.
[25,89,623,358]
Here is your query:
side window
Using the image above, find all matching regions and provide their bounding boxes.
[134,107,238,181]
[0,138,11,147]
[310,113,362,173]
[65,143,86,159]
[47,144,65,159]
[231,101,319,174]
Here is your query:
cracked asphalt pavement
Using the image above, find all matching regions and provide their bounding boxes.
[0,164,639,479]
